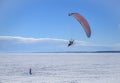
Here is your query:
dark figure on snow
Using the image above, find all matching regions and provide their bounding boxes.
[29,68,32,75]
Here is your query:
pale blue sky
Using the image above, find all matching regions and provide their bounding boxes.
[0,0,120,52]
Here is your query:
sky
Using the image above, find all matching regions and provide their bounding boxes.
[0,0,120,52]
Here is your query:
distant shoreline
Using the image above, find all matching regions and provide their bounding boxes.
[0,51,120,53]
[32,51,120,53]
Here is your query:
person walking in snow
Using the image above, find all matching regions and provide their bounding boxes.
[29,68,32,75]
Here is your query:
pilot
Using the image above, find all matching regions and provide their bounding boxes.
[68,40,74,47]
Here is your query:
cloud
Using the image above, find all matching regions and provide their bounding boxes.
[0,36,118,46]
[0,36,94,46]
[0,36,68,52]
[0,36,91,52]
[0,36,67,43]
[0,36,119,52]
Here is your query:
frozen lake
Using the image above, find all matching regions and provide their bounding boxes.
[0,53,120,83]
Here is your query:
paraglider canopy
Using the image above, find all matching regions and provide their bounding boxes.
[69,13,91,38]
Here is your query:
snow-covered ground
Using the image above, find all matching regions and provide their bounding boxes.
[0,53,120,83]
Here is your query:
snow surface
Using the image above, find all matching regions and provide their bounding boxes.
[0,53,120,83]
